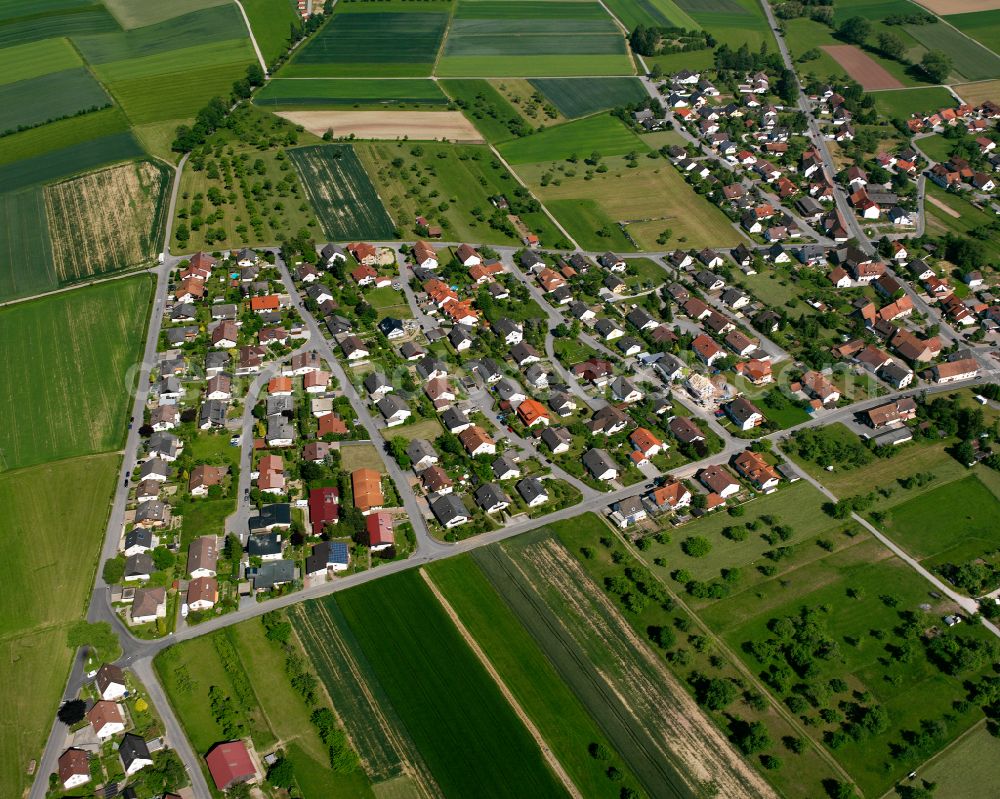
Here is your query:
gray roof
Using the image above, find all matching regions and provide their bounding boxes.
[406,438,437,464]
[377,394,409,418]
[248,532,283,558]
[474,483,508,510]
[124,552,154,577]
[582,448,617,477]
[140,458,170,480]
[430,493,468,524]
[516,477,548,503]
[266,395,294,416]
[492,453,520,479]
[267,416,295,441]
[124,527,153,551]
[541,426,573,448]
[363,371,391,394]
[135,500,166,524]
[119,733,151,770]
[200,399,227,427]
[252,559,295,590]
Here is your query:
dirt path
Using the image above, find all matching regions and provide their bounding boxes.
[419,568,584,799]
[927,193,961,218]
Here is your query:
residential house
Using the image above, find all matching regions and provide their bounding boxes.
[516,477,549,507]
[582,448,619,481]
[430,493,470,528]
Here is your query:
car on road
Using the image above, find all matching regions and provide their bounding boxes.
[123,478,129,486]
[392,281,401,290]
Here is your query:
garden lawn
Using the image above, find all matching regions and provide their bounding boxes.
[498,114,647,164]
[880,474,1000,566]
[365,286,412,320]
[426,556,646,798]
[0,275,153,469]
[914,133,953,163]
[923,182,1000,263]
[335,570,569,799]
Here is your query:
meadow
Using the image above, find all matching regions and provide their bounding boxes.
[356,140,564,245]
[45,160,170,283]
[286,2,451,77]
[924,182,1000,263]
[437,0,634,77]
[255,78,449,108]
[530,77,647,119]
[0,106,130,167]
[0,187,57,302]
[0,67,109,135]
[240,0,300,65]
[903,20,1000,81]
[520,153,742,250]
[881,474,1000,568]
[871,86,955,119]
[0,130,144,192]
[919,723,1000,799]
[427,556,650,798]
[0,5,119,48]
[288,144,397,240]
[439,79,526,142]
[498,113,648,164]
[334,569,570,799]
[0,275,153,470]
[100,0,231,29]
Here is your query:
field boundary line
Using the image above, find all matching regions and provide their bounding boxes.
[596,0,643,75]
[875,717,987,799]
[602,517,863,793]
[487,143,580,249]
[0,265,154,308]
[431,0,459,76]
[419,567,584,799]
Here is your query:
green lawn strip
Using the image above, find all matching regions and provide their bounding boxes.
[427,555,647,799]
[0,275,152,469]
[903,20,1000,82]
[334,570,569,799]
[0,5,120,48]
[945,9,1000,59]
[602,0,699,29]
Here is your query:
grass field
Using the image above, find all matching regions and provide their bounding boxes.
[520,153,742,250]
[101,0,230,28]
[340,442,388,475]
[241,0,300,64]
[437,0,633,76]
[45,160,169,283]
[924,182,1000,263]
[913,132,954,162]
[356,139,564,245]
[0,106,130,167]
[286,3,451,78]
[0,275,153,470]
[0,186,56,302]
[256,78,449,108]
[919,722,1000,799]
[946,9,1000,59]
[0,67,110,134]
[0,36,82,84]
[903,20,1000,81]
[288,144,397,240]
[498,113,648,164]
[427,556,649,798]
[0,6,120,48]
[0,130,144,192]
[871,86,956,119]
[529,77,647,119]
[334,570,569,798]
[0,455,120,799]
[881,474,1000,567]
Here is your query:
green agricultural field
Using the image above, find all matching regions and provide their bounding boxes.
[356,140,563,245]
[240,0,300,64]
[288,144,396,240]
[334,570,569,799]
[0,67,110,134]
[919,723,1000,799]
[0,106,130,166]
[73,3,249,64]
[286,3,451,77]
[903,21,1000,82]
[498,113,648,164]
[439,79,526,143]
[872,86,955,120]
[101,0,231,29]
[427,556,648,798]
[437,0,634,77]
[649,0,775,73]
[0,187,56,302]
[255,78,449,108]
[0,5,120,48]
[0,275,153,470]
[95,38,253,81]
[0,36,81,84]
[0,130,144,192]
[0,0,94,21]
[530,77,648,118]
[946,9,1000,59]
[881,474,1000,567]
[602,0,698,29]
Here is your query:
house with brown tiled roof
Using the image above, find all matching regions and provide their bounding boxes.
[732,449,780,492]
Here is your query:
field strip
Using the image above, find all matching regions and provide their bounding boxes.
[595,0,640,74]
[431,0,459,75]
[419,568,583,799]
[232,0,268,74]
[927,193,961,218]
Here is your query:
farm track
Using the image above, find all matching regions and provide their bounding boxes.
[290,602,441,798]
[419,568,583,799]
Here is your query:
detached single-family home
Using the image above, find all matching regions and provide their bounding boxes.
[430,493,470,528]
[582,448,619,482]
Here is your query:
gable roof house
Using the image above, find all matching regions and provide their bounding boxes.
[725,396,765,431]
[95,663,127,701]
[206,741,257,792]
[430,493,470,528]
[732,449,780,492]
[130,586,167,624]
[187,536,218,579]
[582,448,619,481]
[87,700,125,739]
[698,464,740,498]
